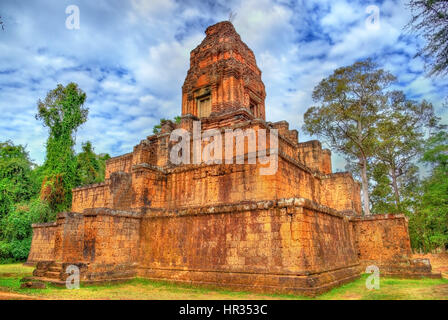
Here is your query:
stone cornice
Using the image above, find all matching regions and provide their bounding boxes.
[142,197,352,220]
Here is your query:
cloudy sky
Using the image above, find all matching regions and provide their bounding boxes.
[1,0,447,171]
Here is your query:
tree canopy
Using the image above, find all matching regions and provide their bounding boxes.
[407,0,448,76]
[303,59,396,215]
[409,131,448,251]
[373,91,439,211]
[76,141,110,187]
[0,141,38,218]
[0,82,112,262]
[36,82,88,212]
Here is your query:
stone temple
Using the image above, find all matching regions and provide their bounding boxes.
[26,21,438,295]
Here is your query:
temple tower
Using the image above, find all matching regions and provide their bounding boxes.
[182,21,266,120]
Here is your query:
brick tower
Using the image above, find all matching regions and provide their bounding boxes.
[182,21,266,120]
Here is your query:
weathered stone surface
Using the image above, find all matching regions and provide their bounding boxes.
[26,21,437,295]
[182,21,266,119]
[20,281,46,289]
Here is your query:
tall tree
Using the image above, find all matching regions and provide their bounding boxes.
[303,59,395,215]
[407,0,448,76]
[373,91,439,211]
[36,83,88,212]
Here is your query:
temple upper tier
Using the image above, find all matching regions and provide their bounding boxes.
[182,21,266,120]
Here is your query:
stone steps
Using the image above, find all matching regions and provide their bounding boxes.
[48,266,62,272]
[31,261,66,281]
[44,271,61,279]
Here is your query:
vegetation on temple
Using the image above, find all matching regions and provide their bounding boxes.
[36,83,89,212]
[76,141,110,186]
[152,116,181,134]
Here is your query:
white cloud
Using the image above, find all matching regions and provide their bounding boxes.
[0,0,446,174]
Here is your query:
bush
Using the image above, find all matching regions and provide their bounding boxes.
[0,239,32,263]
[0,198,52,263]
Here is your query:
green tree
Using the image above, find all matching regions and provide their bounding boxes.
[303,59,395,215]
[369,162,399,214]
[76,141,110,186]
[0,142,50,263]
[0,141,38,218]
[36,82,88,212]
[415,130,448,251]
[406,0,448,76]
[373,91,439,211]
[0,199,51,263]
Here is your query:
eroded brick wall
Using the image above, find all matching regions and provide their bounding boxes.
[138,199,358,278]
[162,164,277,209]
[297,140,332,175]
[320,173,362,215]
[27,223,57,264]
[351,214,412,264]
[55,210,141,265]
[85,209,141,264]
[72,183,111,213]
[275,157,321,204]
[105,153,133,179]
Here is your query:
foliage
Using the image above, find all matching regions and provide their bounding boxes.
[152,116,181,134]
[410,130,448,251]
[371,91,439,212]
[303,59,395,215]
[76,141,110,187]
[0,141,38,218]
[0,199,52,263]
[36,82,88,212]
[0,83,112,263]
[369,162,401,214]
[406,0,448,76]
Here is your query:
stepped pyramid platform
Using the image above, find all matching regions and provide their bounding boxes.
[26,21,439,295]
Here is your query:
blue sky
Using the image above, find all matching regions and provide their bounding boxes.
[1,0,447,171]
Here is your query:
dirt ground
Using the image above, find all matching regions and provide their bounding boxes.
[0,291,42,300]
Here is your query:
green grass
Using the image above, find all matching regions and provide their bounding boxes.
[318,275,448,300]
[0,264,446,300]
[0,263,34,277]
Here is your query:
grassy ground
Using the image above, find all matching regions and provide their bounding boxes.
[0,263,447,300]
